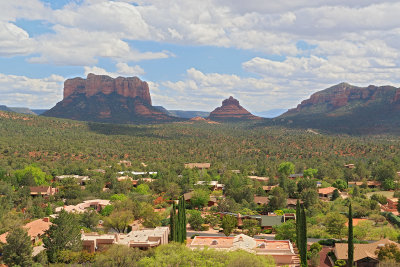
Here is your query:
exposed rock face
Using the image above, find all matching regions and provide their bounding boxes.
[208,96,260,121]
[274,82,400,134]
[284,83,399,115]
[64,73,152,105]
[43,74,176,124]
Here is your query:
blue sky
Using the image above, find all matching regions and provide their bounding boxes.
[1,1,400,111]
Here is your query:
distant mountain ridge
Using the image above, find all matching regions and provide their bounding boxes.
[31,109,48,115]
[43,74,178,124]
[254,109,287,118]
[273,82,400,134]
[0,105,37,115]
[0,105,12,112]
[153,106,209,118]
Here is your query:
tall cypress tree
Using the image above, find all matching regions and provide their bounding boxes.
[175,195,187,243]
[300,205,307,267]
[177,196,182,243]
[170,202,177,242]
[348,202,354,267]
[181,195,187,241]
[296,199,301,248]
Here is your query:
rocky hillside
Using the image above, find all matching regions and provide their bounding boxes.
[43,74,177,124]
[208,96,260,121]
[274,82,400,134]
[0,105,12,112]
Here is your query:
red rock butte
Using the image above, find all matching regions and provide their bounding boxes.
[64,73,152,105]
[43,73,177,123]
[208,96,260,121]
[285,82,400,115]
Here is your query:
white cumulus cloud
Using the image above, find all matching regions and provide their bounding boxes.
[0,73,64,108]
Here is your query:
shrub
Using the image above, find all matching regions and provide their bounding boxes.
[383,212,400,228]
[188,210,204,231]
[327,251,337,262]
[371,194,388,205]
[310,242,322,252]
[200,224,210,231]
[263,229,272,234]
[318,239,336,246]
[274,210,284,215]
[335,259,347,266]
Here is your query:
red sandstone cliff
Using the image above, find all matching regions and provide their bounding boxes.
[284,83,400,115]
[63,73,152,105]
[43,74,176,124]
[208,96,260,121]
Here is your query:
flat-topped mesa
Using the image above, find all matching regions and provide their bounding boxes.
[208,96,260,121]
[43,74,178,124]
[64,73,152,105]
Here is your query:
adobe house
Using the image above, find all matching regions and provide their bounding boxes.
[344,164,355,169]
[55,175,90,186]
[195,181,224,191]
[348,181,381,189]
[262,185,278,194]
[82,227,169,253]
[29,186,58,197]
[55,199,110,213]
[254,196,269,206]
[248,176,269,183]
[286,198,302,209]
[318,187,336,199]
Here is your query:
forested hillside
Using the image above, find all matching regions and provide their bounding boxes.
[1,110,399,178]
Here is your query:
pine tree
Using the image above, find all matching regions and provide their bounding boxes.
[300,205,307,267]
[348,203,354,267]
[2,227,33,267]
[43,209,82,263]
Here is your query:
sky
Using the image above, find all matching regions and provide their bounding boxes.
[1,1,400,113]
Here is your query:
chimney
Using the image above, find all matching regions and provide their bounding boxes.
[114,233,120,243]
[43,217,49,223]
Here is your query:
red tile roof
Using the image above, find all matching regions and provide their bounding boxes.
[318,187,336,195]
[0,218,51,243]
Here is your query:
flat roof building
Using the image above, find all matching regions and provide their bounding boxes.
[188,234,298,266]
[82,227,169,253]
